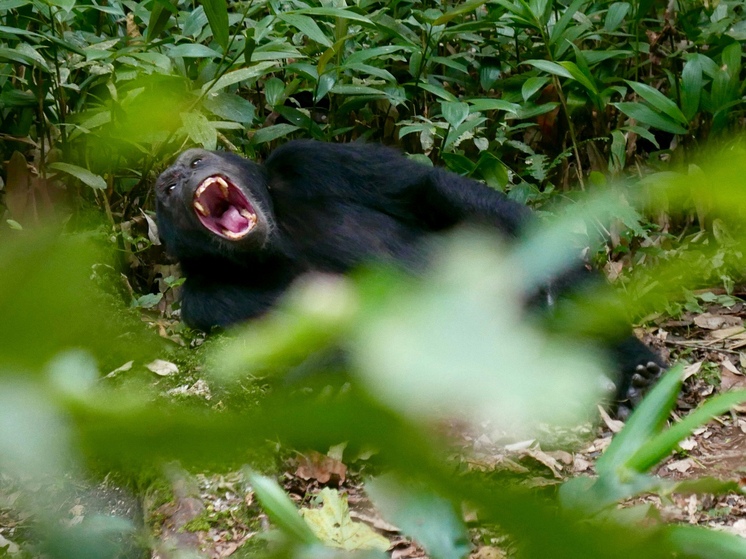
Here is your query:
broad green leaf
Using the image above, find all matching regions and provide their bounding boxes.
[524,59,573,80]
[180,112,217,150]
[168,43,221,58]
[49,163,106,190]
[468,99,521,113]
[666,524,746,558]
[441,102,469,128]
[331,84,385,96]
[205,61,276,92]
[203,92,256,124]
[626,388,746,473]
[625,81,688,125]
[596,365,684,476]
[680,57,702,121]
[0,0,32,9]
[183,6,208,37]
[295,7,373,25]
[300,488,390,551]
[47,0,74,11]
[252,124,299,144]
[605,2,630,31]
[344,45,411,66]
[199,0,229,50]
[0,47,45,69]
[367,477,469,559]
[557,61,597,94]
[613,102,688,134]
[416,82,458,101]
[146,0,176,42]
[433,0,488,25]
[264,77,285,107]
[722,41,741,82]
[522,76,550,101]
[280,13,332,47]
[247,471,318,545]
[549,0,588,45]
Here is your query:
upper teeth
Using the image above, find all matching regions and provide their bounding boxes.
[194,201,209,216]
[196,176,230,197]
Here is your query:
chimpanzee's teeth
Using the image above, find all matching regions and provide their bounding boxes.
[194,201,209,216]
[239,209,254,220]
[222,229,248,239]
[216,177,230,197]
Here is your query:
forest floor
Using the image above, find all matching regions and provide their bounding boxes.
[3,297,746,559]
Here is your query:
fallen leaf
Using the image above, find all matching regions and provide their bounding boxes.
[683,361,702,380]
[598,405,624,433]
[504,439,535,452]
[710,326,746,340]
[694,313,743,330]
[573,456,591,473]
[679,438,697,451]
[106,360,133,378]
[296,451,347,484]
[0,534,20,555]
[721,369,746,392]
[146,359,179,376]
[301,488,390,551]
[721,359,742,375]
[667,459,694,473]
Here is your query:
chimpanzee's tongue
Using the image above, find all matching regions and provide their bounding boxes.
[217,206,249,233]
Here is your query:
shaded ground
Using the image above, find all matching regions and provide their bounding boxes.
[3,298,746,558]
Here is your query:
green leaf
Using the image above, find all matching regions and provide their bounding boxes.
[279,14,333,48]
[168,43,221,58]
[416,83,458,101]
[596,365,684,476]
[524,59,574,80]
[199,0,229,50]
[49,163,106,190]
[666,524,746,558]
[558,60,597,94]
[626,388,746,473]
[549,0,588,45]
[605,2,630,31]
[625,81,688,125]
[441,102,469,128]
[252,124,299,144]
[247,471,318,545]
[203,92,256,124]
[367,477,469,559]
[330,84,385,96]
[300,488,390,551]
[613,102,688,134]
[145,0,176,42]
[47,0,74,11]
[180,112,217,150]
[264,77,285,107]
[522,76,550,102]
[468,99,521,113]
[295,7,373,25]
[205,62,276,92]
[680,58,702,121]
[344,45,411,66]
[433,0,488,25]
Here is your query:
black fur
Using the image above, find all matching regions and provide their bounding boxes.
[155,140,664,409]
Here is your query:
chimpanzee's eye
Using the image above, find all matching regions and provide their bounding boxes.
[190,158,202,168]
[167,184,176,193]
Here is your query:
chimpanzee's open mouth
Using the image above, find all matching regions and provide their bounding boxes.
[193,176,257,240]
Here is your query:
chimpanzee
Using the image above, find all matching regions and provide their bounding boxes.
[155,140,664,413]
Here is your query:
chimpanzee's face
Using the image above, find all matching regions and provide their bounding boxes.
[155,149,273,258]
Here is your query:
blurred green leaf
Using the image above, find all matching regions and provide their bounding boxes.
[681,57,703,121]
[605,2,631,31]
[168,43,221,58]
[625,81,688,125]
[247,471,319,545]
[280,13,333,48]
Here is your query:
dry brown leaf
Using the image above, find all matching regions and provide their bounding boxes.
[683,361,703,380]
[695,313,743,330]
[598,405,624,433]
[710,326,746,340]
[667,459,694,473]
[721,369,746,392]
[573,456,591,473]
[296,450,347,484]
[721,359,742,375]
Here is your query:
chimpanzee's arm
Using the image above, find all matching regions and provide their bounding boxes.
[412,166,533,237]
